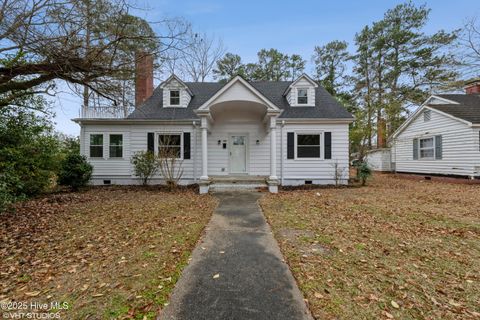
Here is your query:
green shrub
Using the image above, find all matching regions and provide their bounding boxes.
[357,161,372,186]
[1,107,61,210]
[131,151,158,185]
[58,153,93,190]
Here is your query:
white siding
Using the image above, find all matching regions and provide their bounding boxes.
[81,123,200,185]
[207,121,271,176]
[392,109,479,177]
[365,149,391,172]
[80,120,351,185]
[280,123,350,184]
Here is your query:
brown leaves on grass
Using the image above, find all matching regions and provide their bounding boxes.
[0,187,217,319]
[261,174,480,320]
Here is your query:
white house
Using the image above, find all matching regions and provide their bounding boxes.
[73,54,353,193]
[389,80,480,179]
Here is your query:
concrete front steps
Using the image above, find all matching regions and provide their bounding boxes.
[209,175,268,192]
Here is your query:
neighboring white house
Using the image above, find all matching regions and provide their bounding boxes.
[73,55,354,193]
[389,81,480,179]
[365,148,391,172]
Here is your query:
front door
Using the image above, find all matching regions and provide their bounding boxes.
[230,135,247,174]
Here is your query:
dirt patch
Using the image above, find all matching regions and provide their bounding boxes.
[261,173,480,320]
[0,187,217,319]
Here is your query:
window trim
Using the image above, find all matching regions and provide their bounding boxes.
[108,134,123,159]
[294,131,323,160]
[169,90,181,106]
[156,132,183,160]
[419,136,435,160]
[89,133,104,159]
[297,88,308,105]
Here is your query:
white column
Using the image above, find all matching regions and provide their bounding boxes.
[200,117,208,180]
[269,116,278,180]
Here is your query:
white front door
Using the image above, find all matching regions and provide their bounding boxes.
[230,135,247,174]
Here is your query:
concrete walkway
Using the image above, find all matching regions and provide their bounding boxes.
[159,192,313,320]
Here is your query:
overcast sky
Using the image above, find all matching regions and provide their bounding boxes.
[53,0,479,136]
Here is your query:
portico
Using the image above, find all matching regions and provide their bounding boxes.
[194,76,281,193]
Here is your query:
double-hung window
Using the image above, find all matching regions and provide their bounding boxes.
[109,134,123,158]
[419,137,434,159]
[90,134,103,158]
[297,89,308,104]
[296,133,321,158]
[158,134,181,158]
[170,90,180,105]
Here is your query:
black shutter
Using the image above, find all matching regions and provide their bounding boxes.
[435,135,442,160]
[147,132,154,152]
[183,132,191,159]
[413,138,418,160]
[287,132,294,159]
[324,132,332,159]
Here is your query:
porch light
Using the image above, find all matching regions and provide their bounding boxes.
[256,140,260,145]
[218,140,221,145]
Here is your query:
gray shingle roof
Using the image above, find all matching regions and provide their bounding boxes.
[127,81,353,120]
[429,94,480,124]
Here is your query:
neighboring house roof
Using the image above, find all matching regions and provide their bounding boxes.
[389,93,480,140]
[429,94,480,124]
[128,80,353,120]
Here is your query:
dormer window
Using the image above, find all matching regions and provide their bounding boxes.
[170,90,180,105]
[297,89,308,104]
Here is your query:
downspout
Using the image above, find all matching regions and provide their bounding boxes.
[281,120,285,185]
[193,120,198,182]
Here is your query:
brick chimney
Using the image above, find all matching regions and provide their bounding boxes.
[135,52,154,107]
[465,79,480,95]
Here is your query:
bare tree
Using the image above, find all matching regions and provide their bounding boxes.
[0,0,189,109]
[458,16,480,78]
[163,29,225,82]
[331,159,347,186]
[157,135,184,190]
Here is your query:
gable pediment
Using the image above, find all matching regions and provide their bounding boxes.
[197,76,280,112]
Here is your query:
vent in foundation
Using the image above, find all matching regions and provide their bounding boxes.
[305,180,313,185]
[103,180,111,185]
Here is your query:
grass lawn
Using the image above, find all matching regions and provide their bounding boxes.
[0,187,217,319]
[260,174,480,320]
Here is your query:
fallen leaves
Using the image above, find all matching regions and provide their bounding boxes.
[261,173,480,319]
[0,187,217,319]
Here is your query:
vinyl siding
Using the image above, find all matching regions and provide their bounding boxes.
[392,109,478,177]
[280,123,349,184]
[365,149,391,171]
[81,123,200,184]
[80,121,350,185]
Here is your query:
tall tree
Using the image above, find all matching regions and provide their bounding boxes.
[213,53,245,82]
[252,49,305,81]
[353,2,457,149]
[312,40,350,95]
